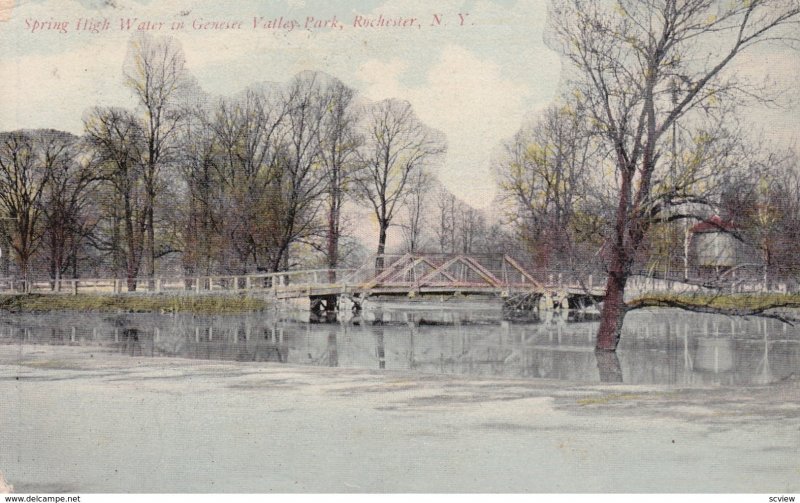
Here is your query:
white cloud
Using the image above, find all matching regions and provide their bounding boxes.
[409,45,537,205]
[354,43,558,206]
[355,58,408,101]
[0,42,130,132]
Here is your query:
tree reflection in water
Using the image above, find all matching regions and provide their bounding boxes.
[1,309,799,386]
[594,349,623,383]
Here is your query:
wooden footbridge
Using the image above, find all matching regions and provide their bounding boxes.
[318,253,600,295]
[0,253,604,309]
[271,254,607,314]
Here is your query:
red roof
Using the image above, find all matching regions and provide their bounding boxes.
[690,215,738,234]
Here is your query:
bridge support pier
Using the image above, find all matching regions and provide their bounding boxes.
[502,292,542,319]
[310,294,339,323]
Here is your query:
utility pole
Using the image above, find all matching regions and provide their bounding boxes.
[670,79,690,281]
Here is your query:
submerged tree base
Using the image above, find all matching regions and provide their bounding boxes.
[0,293,271,314]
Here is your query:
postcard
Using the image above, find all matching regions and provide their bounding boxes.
[1,0,798,497]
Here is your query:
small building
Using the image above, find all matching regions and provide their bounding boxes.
[689,215,750,277]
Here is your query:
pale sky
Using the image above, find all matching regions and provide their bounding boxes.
[0,0,797,210]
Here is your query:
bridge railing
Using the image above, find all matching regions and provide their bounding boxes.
[2,258,792,297]
[0,268,357,295]
[350,254,607,292]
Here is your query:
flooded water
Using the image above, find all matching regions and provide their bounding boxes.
[1,303,797,386]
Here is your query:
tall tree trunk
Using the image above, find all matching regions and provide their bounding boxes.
[146,201,155,289]
[376,222,388,271]
[20,255,29,293]
[124,195,138,292]
[327,199,339,282]
[112,203,122,281]
[49,232,57,291]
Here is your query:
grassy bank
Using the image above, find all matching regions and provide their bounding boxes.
[0,293,271,314]
[629,292,800,313]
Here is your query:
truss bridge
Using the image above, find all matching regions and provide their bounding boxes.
[267,254,607,317]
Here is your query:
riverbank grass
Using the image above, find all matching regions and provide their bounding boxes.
[629,292,800,312]
[0,293,270,314]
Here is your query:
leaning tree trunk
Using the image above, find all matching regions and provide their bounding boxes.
[596,270,628,351]
[596,151,636,352]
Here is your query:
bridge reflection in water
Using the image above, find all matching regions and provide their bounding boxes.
[1,308,797,386]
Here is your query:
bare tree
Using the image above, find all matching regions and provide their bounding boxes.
[0,131,57,287]
[41,134,99,287]
[84,107,147,290]
[265,72,330,272]
[356,99,446,267]
[123,33,189,282]
[211,86,289,273]
[430,183,494,256]
[757,158,800,287]
[434,184,457,254]
[718,148,800,288]
[399,168,433,253]
[495,102,595,269]
[178,102,223,277]
[748,156,800,289]
[455,204,487,254]
[549,0,800,351]
[209,74,330,273]
[317,77,362,276]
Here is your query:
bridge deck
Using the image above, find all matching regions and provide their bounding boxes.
[273,282,606,300]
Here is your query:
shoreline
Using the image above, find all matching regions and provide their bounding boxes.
[0,293,272,314]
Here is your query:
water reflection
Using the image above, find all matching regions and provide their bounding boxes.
[594,350,623,383]
[1,308,798,386]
